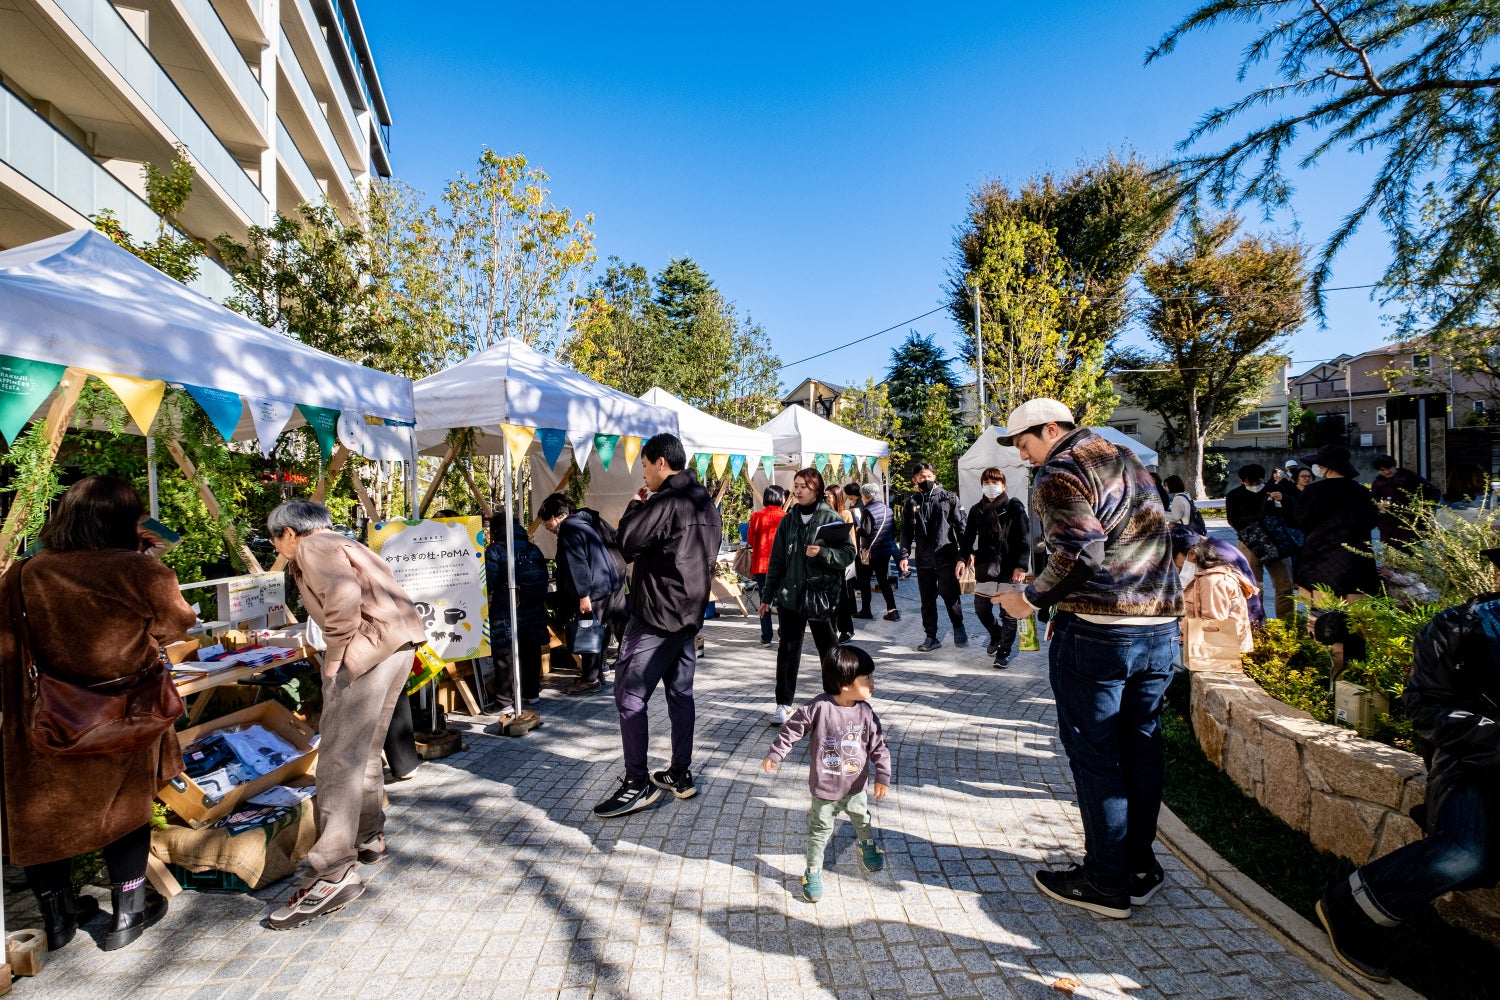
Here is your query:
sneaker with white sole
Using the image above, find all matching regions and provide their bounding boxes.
[267,866,364,930]
[592,777,663,818]
[649,767,698,799]
[771,705,790,725]
[1034,864,1130,919]
[1129,865,1165,905]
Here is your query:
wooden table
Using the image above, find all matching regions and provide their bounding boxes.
[173,646,320,724]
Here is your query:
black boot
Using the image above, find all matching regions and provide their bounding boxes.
[102,883,168,952]
[36,889,100,951]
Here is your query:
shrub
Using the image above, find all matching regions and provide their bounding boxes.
[1241,617,1334,721]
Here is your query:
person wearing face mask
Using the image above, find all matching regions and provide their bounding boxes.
[1174,531,1260,656]
[1171,525,1264,625]
[899,463,968,652]
[957,468,1032,668]
[1290,445,1382,601]
[1225,464,1296,619]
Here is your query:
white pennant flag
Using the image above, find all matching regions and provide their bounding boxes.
[568,428,595,470]
[249,398,296,457]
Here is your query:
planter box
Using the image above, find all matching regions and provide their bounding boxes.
[158,701,318,828]
[1334,680,1390,736]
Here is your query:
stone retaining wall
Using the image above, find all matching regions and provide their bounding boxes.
[1188,667,1500,946]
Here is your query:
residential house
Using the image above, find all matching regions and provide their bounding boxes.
[781,378,846,420]
[1105,362,1294,453]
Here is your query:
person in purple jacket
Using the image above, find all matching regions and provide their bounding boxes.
[763,645,892,903]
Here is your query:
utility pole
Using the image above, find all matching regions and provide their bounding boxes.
[972,281,986,431]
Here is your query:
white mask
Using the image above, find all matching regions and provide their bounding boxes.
[1245,483,1264,493]
[1311,464,1326,479]
[1178,561,1198,585]
[982,484,1004,499]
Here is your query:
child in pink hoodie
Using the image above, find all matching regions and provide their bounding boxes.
[764,644,892,902]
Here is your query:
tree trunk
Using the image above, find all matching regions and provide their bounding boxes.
[1183,391,1205,499]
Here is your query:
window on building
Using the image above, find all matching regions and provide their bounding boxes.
[1376,405,1387,426]
[1112,422,1139,436]
[1476,399,1488,414]
[1237,408,1284,432]
[1412,352,1432,373]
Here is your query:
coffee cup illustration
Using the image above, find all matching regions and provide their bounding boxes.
[443,608,466,624]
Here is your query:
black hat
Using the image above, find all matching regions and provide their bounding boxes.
[1298,444,1360,480]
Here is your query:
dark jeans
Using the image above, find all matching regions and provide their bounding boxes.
[491,640,542,712]
[615,619,696,782]
[974,593,1018,655]
[836,578,855,635]
[754,573,774,642]
[775,606,838,707]
[856,556,896,613]
[383,692,421,778]
[578,650,605,685]
[916,559,964,638]
[1355,782,1500,924]
[26,822,151,894]
[1048,612,1177,895]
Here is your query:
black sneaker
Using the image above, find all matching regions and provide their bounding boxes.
[985,637,1001,656]
[953,630,969,647]
[883,610,900,622]
[356,834,389,866]
[593,777,663,818]
[853,610,874,620]
[992,655,1010,669]
[1129,865,1164,905]
[1034,865,1130,919]
[838,631,854,643]
[917,636,941,652]
[649,767,698,800]
[1316,876,1392,982]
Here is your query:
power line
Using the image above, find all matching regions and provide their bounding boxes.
[777,306,948,370]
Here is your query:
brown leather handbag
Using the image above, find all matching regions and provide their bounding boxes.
[11,559,184,756]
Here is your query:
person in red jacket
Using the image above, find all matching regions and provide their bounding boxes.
[748,485,788,645]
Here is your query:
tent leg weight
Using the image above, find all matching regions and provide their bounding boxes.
[501,710,542,738]
[414,727,466,760]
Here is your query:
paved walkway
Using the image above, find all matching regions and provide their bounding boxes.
[22,580,1351,1000]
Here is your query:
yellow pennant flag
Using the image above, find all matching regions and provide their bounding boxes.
[501,423,536,465]
[877,457,891,476]
[711,453,729,477]
[90,372,166,433]
[622,435,643,472]
[827,454,843,475]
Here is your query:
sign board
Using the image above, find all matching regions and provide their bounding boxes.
[368,516,490,662]
[224,573,286,622]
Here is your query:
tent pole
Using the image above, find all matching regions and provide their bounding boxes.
[503,442,523,720]
[146,434,160,519]
[163,439,264,574]
[0,367,87,573]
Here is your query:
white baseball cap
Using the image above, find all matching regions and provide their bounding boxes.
[996,398,1075,446]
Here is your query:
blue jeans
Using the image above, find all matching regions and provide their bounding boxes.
[754,573,774,642]
[1355,781,1500,924]
[1048,612,1178,895]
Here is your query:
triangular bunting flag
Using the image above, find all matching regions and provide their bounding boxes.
[622,436,643,472]
[568,428,595,469]
[828,454,843,476]
[249,398,296,457]
[0,355,66,445]
[730,455,746,481]
[761,456,775,479]
[536,428,567,469]
[502,424,537,465]
[183,383,243,443]
[877,457,890,476]
[297,404,341,464]
[594,434,619,471]
[694,453,711,479]
[92,372,165,434]
[842,454,855,474]
[711,453,729,478]
[814,452,829,472]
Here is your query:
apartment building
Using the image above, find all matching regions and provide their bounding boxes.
[0,0,392,301]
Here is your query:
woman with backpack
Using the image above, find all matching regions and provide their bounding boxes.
[760,468,855,725]
[539,493,625,695]
[1163,475,1205,532]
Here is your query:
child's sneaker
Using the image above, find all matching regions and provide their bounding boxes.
[801,869,823,903]
[858,840,885,873]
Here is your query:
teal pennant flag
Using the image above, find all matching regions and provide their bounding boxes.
[594,434,619,471]
[761,456,775,479]
[536,428,567,469]
[0,355,66,445]
[730,455,745,480]
[297,404,340,463]
[183,383,243,443]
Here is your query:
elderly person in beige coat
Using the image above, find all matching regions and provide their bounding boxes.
[265,499,426,930]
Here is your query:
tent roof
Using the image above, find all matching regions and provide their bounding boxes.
[0,229,414,426]
[1091,425,1159,466]
[756,405,890,464]
[413,338,678,453]
[639,388,772,459]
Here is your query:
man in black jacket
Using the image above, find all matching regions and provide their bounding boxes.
[539,493,623,696]
[957,467,1032,668]
[1316,553,1500,982]
[593,433,723,819]
[899,463,968,652]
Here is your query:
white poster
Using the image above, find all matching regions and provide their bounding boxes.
[226,572,287,621]
[368,516,490,662]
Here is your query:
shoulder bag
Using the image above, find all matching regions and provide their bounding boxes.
[12,559,184,757]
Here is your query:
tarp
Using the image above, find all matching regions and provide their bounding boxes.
[957,425,1160,510]
[640,388,773,465]
[0,230,416,444]
[413,338,677,456]
[756,404,889,471]
[1094,425,1159,466]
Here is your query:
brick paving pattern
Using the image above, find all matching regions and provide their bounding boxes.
[21,579,1350,999]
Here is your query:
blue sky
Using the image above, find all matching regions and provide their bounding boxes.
[360,1,1392,392]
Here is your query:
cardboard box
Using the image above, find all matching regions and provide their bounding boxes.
[163,640,201,665]
[1334,680,1390,736]
[222,626,307,651]
[157,701,318,829]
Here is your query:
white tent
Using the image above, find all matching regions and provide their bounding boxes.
[413,339,680,714]
[1093,426,1159,466]
[0,229,415,441]
[957,425,1161,510]
[754,405,890,494]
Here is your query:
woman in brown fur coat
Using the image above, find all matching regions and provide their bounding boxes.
[0,477,196,951]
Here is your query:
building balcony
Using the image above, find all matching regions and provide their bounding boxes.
[282,0,363,166]
[275,115,322,211]
[1,80,238,303]
[144,0,268,139]
[277,34,355,204]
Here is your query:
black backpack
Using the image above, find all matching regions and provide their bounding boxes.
[1176,493,1208,535]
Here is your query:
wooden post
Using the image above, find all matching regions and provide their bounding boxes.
[350,464,379,521]
[163,439,264,573]
[459,461,494,521]
[712,478,731,508]
[0,368,88,573]
[309,445,351,504]
[417,442,458,518]
[527,466,573,533]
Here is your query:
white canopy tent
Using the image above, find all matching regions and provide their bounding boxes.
[412,338,680,718]
[752,405,890,499]
[957,425,1161,511]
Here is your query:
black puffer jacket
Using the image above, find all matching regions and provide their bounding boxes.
[617,469,723,633]
[957,492,1032,582]
[899,485,966,567]
[1406,593,1500,829]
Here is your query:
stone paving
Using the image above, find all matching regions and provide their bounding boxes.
[19,579,1352,1000]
